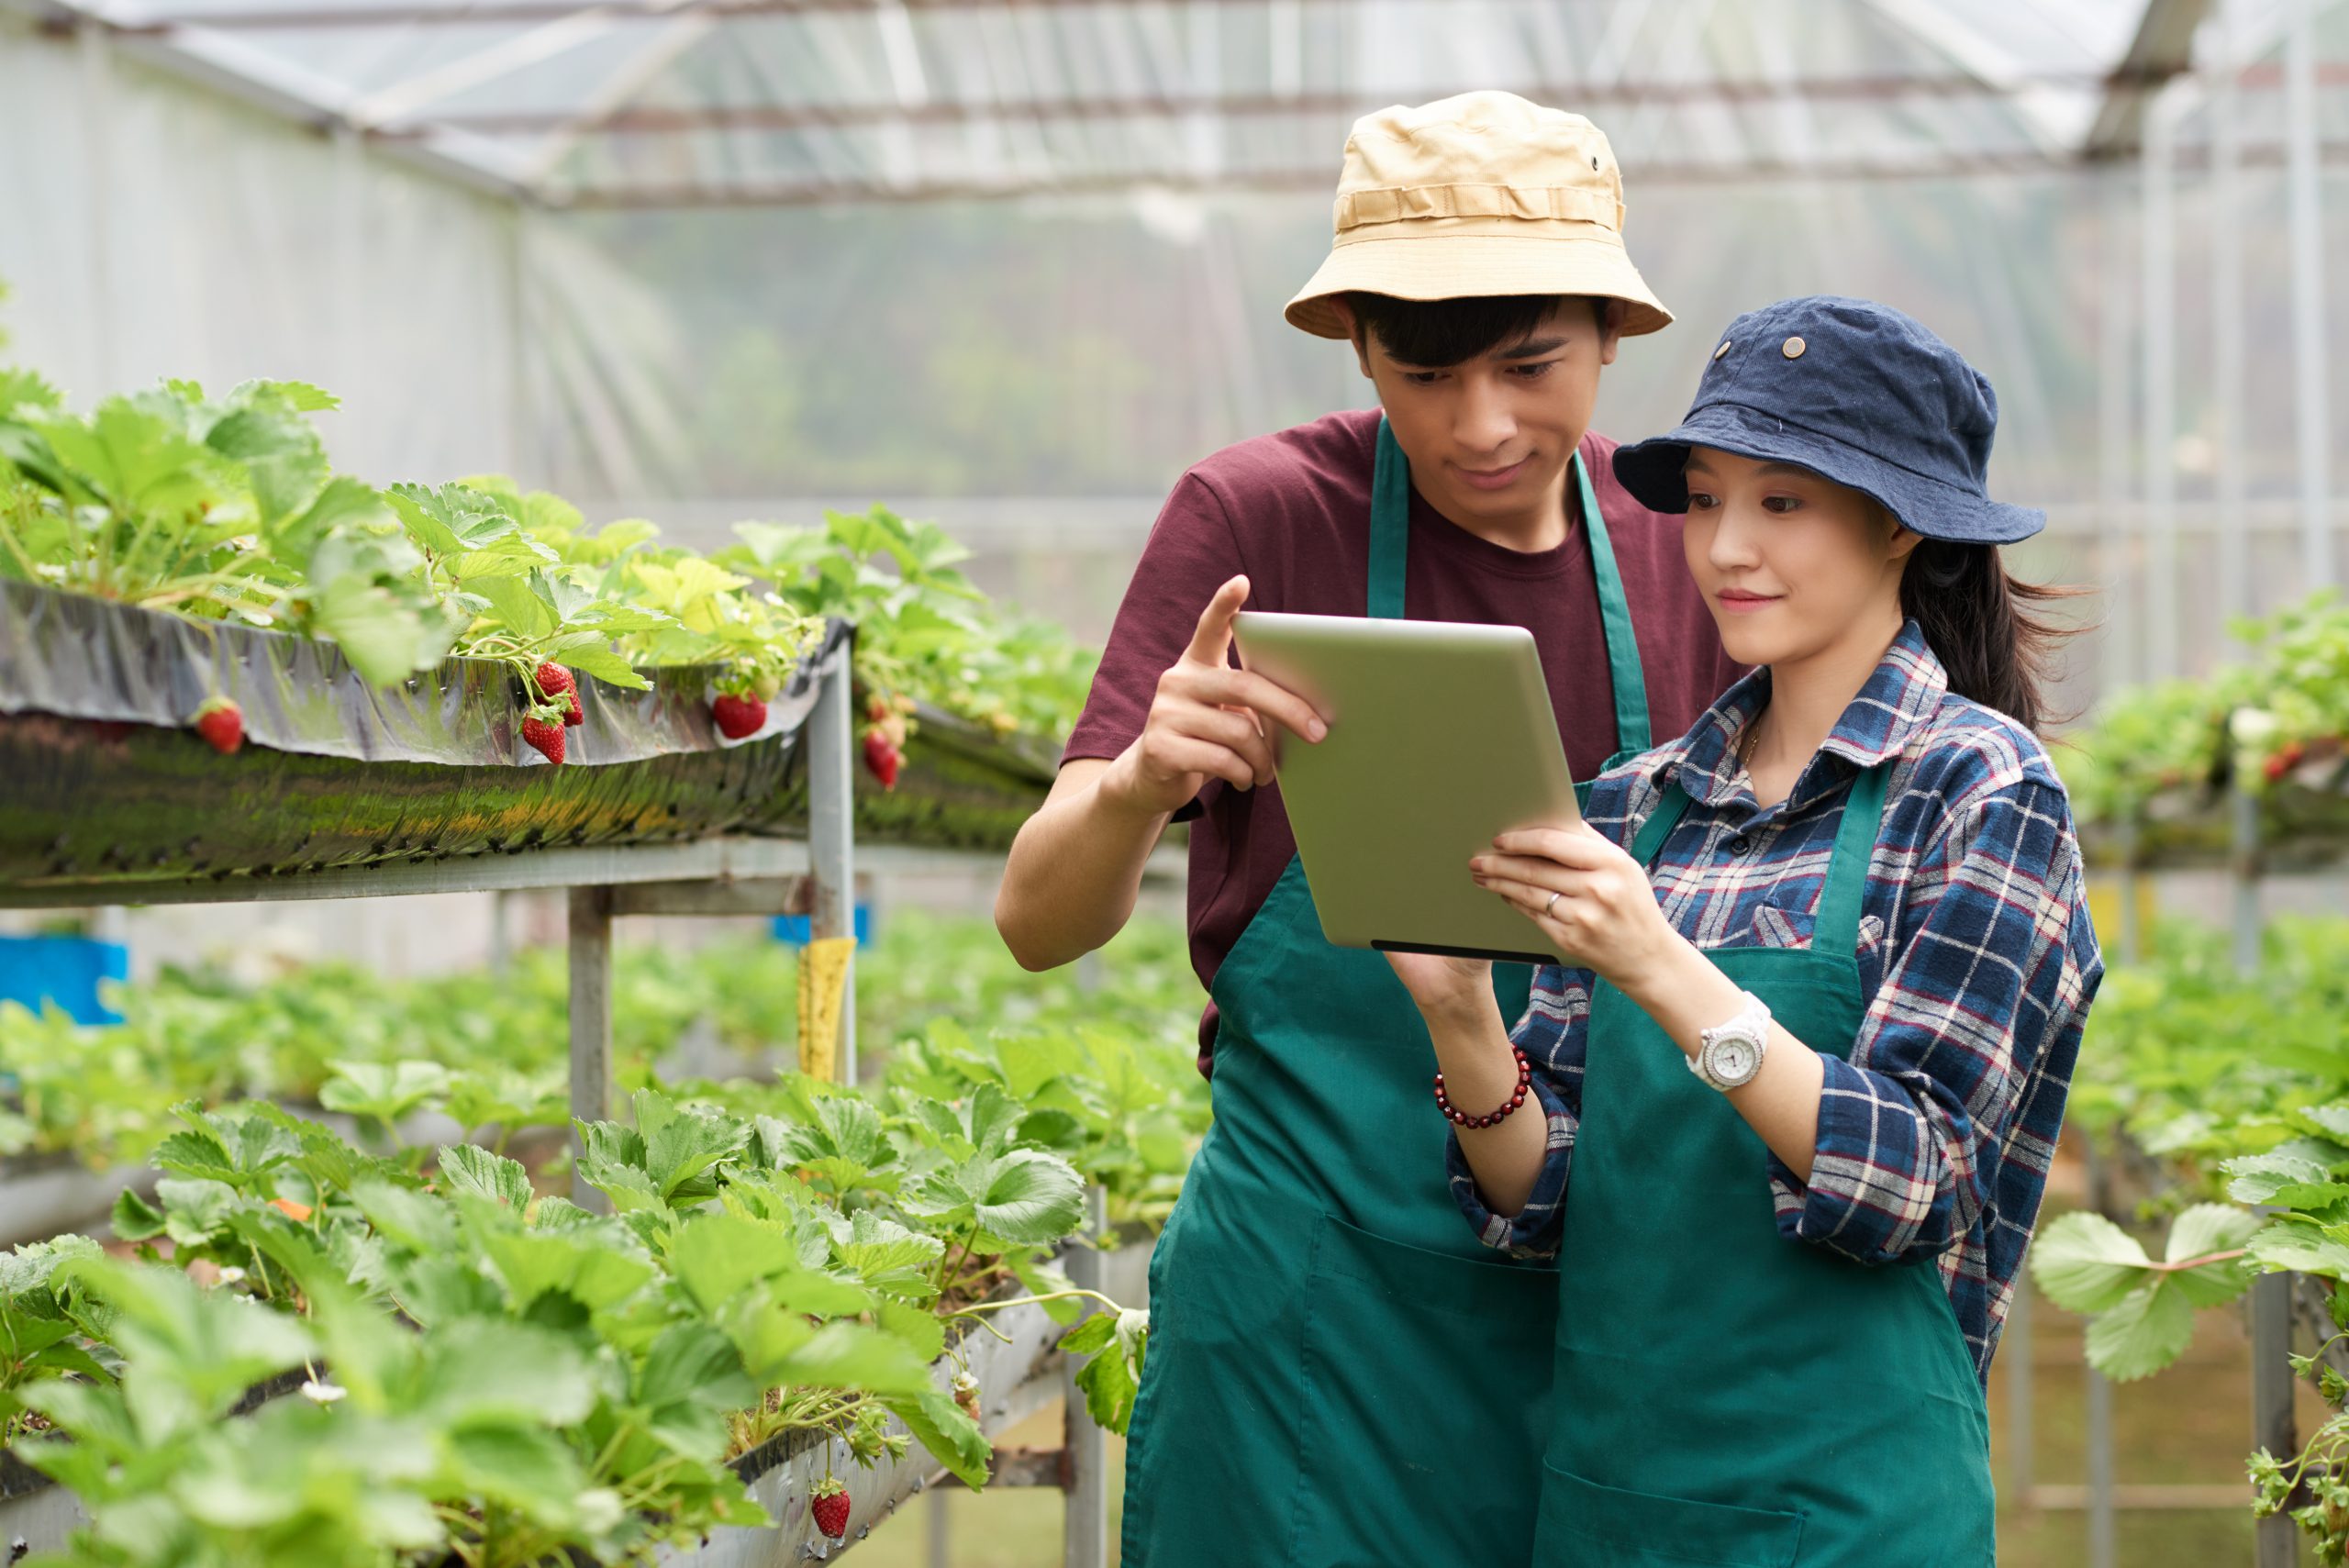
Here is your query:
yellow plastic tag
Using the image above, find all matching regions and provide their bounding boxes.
[796,937,856,1083]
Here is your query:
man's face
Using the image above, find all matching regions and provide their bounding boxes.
[1342,300,1623,530]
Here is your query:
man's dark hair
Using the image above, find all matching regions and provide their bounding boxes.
[1345,292,1609,368]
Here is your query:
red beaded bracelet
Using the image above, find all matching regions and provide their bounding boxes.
[1432,1048,1533,1129]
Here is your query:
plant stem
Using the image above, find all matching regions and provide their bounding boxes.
[950,1288,1122,1318]
[2150,1247,2250,1273]
[933,1224,979,1297]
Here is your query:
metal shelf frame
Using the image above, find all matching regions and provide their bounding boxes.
[2024,784,2316,1568]
[0,655,1110,1568]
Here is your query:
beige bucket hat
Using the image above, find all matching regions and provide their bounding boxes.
[1286,91,1672,340]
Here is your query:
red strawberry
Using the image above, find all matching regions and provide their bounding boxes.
[537,662,583,727]
[522,716,566,766]
[713,693,768,740]
[811,1477,850,1540]
[862,728,901,790]
[194,697,243,755]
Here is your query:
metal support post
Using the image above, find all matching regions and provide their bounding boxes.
[2141,84,2178,677]
[2080,1130,2117,1568]
[568,885,613,1213]
[2115,823,2143,974]
[926,1489,951,1568]
[2087,1366,2116,1568]
[2099,170,2139,689]
[808,659,857,1083]
[2005,1270,2034,1504]
[2285,0,2334,591]
[488,889,514,974]
[2254,1272,2300,1568]
[76,28,117,394]
[1063,1184,1109,1568]
[2210,6,2249,632]
[2233,784,2263,976]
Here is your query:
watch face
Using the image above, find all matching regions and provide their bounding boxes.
[1709,1037,1760,1084]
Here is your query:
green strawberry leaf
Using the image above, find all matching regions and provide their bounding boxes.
[437,1145,533,1211]
[2084,1277,2197,1383]
[2224,1151,2337,1205]
[2029,1211,2151,1315]
[881,1388,991,1489]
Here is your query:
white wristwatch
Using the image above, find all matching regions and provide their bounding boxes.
[1687,993,1773,1091]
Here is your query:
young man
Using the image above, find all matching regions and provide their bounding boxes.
[996,92,1742,1565]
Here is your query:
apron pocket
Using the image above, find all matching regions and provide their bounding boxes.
[1537,1462,1804,1568]
[1288,1213,1554,1568]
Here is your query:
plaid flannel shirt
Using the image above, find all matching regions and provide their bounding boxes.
[1449,622,2101,1383]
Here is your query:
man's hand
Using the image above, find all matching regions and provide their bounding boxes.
[1385,951,1497,1021]
[1101,574,1329,819]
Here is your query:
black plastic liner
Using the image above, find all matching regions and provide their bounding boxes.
[0,580,848,888]
[858,701,1057,851]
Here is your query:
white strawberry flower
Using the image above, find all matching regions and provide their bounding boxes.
[300,1378,348,1405]
[2231,707,2281,746]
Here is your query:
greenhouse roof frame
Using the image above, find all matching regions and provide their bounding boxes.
[6,0,2342,208]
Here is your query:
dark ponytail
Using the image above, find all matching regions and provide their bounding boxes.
[1898,539,2087,735]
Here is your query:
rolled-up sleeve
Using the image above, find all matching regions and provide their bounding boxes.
[1769,777,2096,1265]
[1447,964,1592,1258]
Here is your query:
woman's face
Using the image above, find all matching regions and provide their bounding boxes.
[1680,447,1919,670]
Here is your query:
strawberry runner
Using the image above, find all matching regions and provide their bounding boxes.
[1116,420,1653,1566]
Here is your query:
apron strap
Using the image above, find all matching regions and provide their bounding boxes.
[1628,758,1888,957]
[1575,454,1652,757]
[1628,778,1694,865]
[1373,419,1651,764]
[1368,417,1410,621]
[1812,761,1891,957]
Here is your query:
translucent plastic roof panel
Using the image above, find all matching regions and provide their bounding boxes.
[34,0,2197,206]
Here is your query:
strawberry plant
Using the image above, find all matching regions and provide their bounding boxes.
[0,361,1105,764]
[720,506,1097,743]
[0,378,464,687]
[0,912,1203,1182]
[2030,912,2349,1560]
[5,1065,1149,1568]
[2062,593,2349,826]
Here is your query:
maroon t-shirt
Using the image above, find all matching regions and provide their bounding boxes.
[1064,408,1744,1073]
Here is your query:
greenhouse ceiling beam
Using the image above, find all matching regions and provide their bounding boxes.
[1852,0,2078,154]
[398,61,2349,140]
[6,0,540,202]
[128,0,1591,24]
[515,9,718,183]
[2084,0,2216,158]
[341,0,705,129]
[547,132,2349,207]
[551,149,2083,206]
[395,71,2176,140]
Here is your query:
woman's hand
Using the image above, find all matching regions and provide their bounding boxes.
[1473,823,1680,991]
[1384,951,1495,1019]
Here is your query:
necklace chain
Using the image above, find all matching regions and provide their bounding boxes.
[1734,717,1763,776]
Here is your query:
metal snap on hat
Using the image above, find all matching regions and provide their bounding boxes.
[1612,295,2044,546]
[1285,91,1672,340]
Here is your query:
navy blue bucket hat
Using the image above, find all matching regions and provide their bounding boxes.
[1612,295,2044,546]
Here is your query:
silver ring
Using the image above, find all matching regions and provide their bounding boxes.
[1544,890,1562,917]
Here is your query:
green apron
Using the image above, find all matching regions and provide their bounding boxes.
[1120,419,1653,1568]
[1535,762,1995,1567]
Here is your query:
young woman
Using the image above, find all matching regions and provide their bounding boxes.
[1387,295,2102,1565]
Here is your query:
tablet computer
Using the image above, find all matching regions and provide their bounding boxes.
[1231,611,1578,965]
